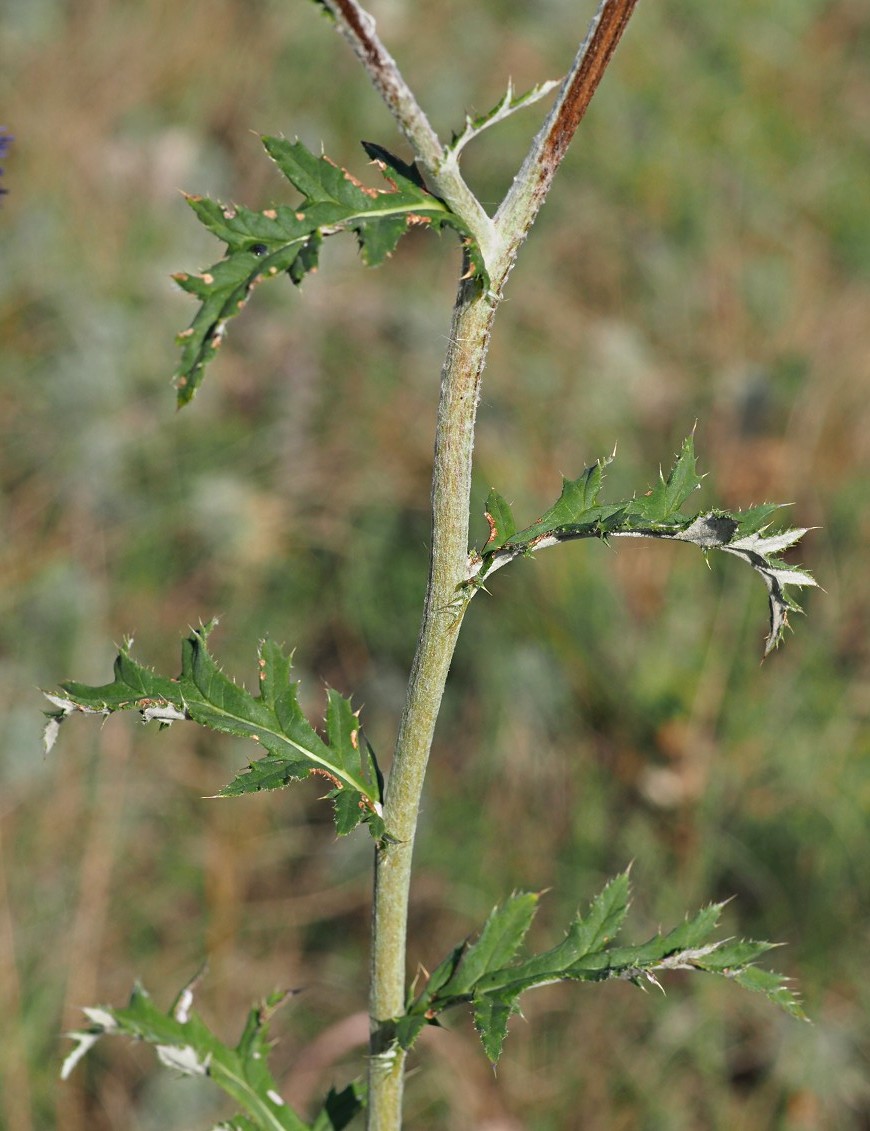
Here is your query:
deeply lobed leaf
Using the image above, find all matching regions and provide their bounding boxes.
[402,872,805,1064]
[44,622,384,838]
[61,977,364,1131]
[172,137,487,405]
[468,435,817,657]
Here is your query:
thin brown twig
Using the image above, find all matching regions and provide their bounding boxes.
[496,0,642,236]
[540,0,641,169]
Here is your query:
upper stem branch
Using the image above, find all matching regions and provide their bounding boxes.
[495,0,641,242]
[319,0,496,255]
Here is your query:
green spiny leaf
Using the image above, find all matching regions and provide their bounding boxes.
[472,992,516,1064]
[441,892,539,998]
[494,870,630,985]
[62,979,314,1131]
[323,693,361,772]
[483,489,517,552]
[310,1082,367,1131]
[330,785,368,837]
[418,943,467,1006]
[407,874,805,1063]
[690,938,806,1020]
[173,137,488,405]
[56,641,180,711]
[44,625,384,838]
[502,457,611,548]
[734,502,785,536]
[633,434,703,522]
[447,78,561,159]
[468,438,817,657]
[360,140,429,194]
[725,964,806,1020]
[393,1014,430,1053]
[357,143,489,283]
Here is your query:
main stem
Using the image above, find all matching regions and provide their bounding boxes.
[367,277,499,1128]
[334,3,643,1124]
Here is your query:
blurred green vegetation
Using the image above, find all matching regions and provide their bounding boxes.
[1,1,868,1128]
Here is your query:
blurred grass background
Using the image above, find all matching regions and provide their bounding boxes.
[1,0,868,1128]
